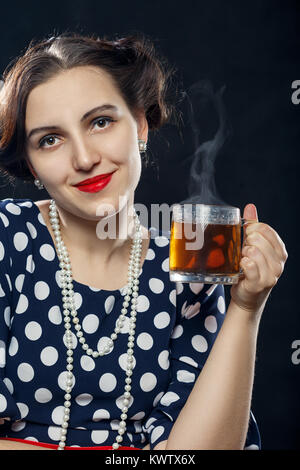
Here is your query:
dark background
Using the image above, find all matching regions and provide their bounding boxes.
[0,0,299,450]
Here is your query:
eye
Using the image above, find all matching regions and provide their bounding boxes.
[38,135,60,148]
[92,117,115,130]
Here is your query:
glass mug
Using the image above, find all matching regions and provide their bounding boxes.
[169,203,256,285]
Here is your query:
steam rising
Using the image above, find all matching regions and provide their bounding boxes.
[180,80,232,206]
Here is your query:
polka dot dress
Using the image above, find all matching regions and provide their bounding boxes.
[0,199,261,449]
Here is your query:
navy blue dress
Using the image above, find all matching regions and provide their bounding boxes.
[0,198,260,449]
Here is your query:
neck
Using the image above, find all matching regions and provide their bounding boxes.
[49,198,140,267]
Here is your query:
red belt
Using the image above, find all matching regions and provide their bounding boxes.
[0,437,141,450]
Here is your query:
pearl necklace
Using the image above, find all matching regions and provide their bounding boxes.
[48,199,142,450]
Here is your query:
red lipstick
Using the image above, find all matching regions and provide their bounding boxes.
[74,172,114,193]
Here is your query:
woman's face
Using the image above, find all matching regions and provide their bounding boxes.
[24,65,148,221]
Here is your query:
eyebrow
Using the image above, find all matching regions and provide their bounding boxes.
[26,104,119,141]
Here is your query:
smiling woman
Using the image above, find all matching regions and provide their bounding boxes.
[0,31,284,452]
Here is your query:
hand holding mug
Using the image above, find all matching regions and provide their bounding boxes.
[230,203,288,315]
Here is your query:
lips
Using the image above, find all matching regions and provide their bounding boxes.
[74,172,115,187]
[74,172,114,193]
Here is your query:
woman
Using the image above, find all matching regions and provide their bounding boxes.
[0,32,287,450]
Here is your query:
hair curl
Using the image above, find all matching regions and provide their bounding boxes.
[0,31,180,185]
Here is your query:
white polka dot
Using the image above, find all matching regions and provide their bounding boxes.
[97,336,113,354]
[182,301,201,319]
[24,437,38,442]
[18,201,32,208]
[217,295,226,314]
[155,236,169,247]
[48,305,62,325]
[119,316,131,334]
[13,232,28,251]
[0,340,5,367]
[161,257,169,272]
[26,221,37,239]
[82,314,99,334]
[91,430,109,444]
[136,332,153,350]
[17,363,34,382]
[6,203,21,215]
[149,278,164,294]
[169,289,176,306]
[35,388,53,403]
[179,356,198,368]
[15,294,29,314]
[25,321,42,341]
[118,353,136,371]
[2,304,9,328]
[34,281,50,300]
[26,254,35,273]
[204,315,218,333]
[40,243,56,261]
[11,421,26,432]
[58,371,76,390]
[104,295,115,314]
[160,391,180,406]
[158,350,170,370]
[136,295,150,312]
[73,292,83,309]
[130,411,145,420]
[92,409,110,422]
[5,274,12,292]
[3,377,13,394]
[153,391,164,407]
[176,282,184,294]
[75,393,93,406]
[177,370,196,383]
[191,335,208,353]
[80,355,95,372]
[48,425,61,441]
[40,346,58,366]
[154,311,170,329]
[63,331,77,349]
[0,212,9,228]
[0,283,5,297]
[51,406,64,425]
[8,336,18,356]
[151,425,165,444]
[0,394,7,412]
[99,373,117,393]
[140,373,157,392]
[15,274,25,293]
[37,212,47,226]
[145,416,157,429]
[206,284,217,296]
[171,324,183,339]
[146,248,155,260]
[244,444,260,450]
[17,402,29,419]
[189,282,204,294]
[0,242,4,262]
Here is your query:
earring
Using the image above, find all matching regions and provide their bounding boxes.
[34,178,44,190]
[138,139,147,153]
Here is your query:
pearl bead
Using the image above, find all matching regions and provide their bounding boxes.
[48,200,142,451]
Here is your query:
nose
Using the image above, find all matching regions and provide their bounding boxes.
[71,134,101,172]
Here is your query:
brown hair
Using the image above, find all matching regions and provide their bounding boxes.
[0,31,180,185]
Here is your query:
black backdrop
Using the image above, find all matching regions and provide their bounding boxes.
[0,0,299,450]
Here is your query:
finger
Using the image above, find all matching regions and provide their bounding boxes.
[242,245,277,289]
[243,231,284,278]
[244,223,288,262]
[240,255,260,289]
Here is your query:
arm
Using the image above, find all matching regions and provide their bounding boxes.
[0,440,51,450]
[161,300,260,450]
[150,204,287,450]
